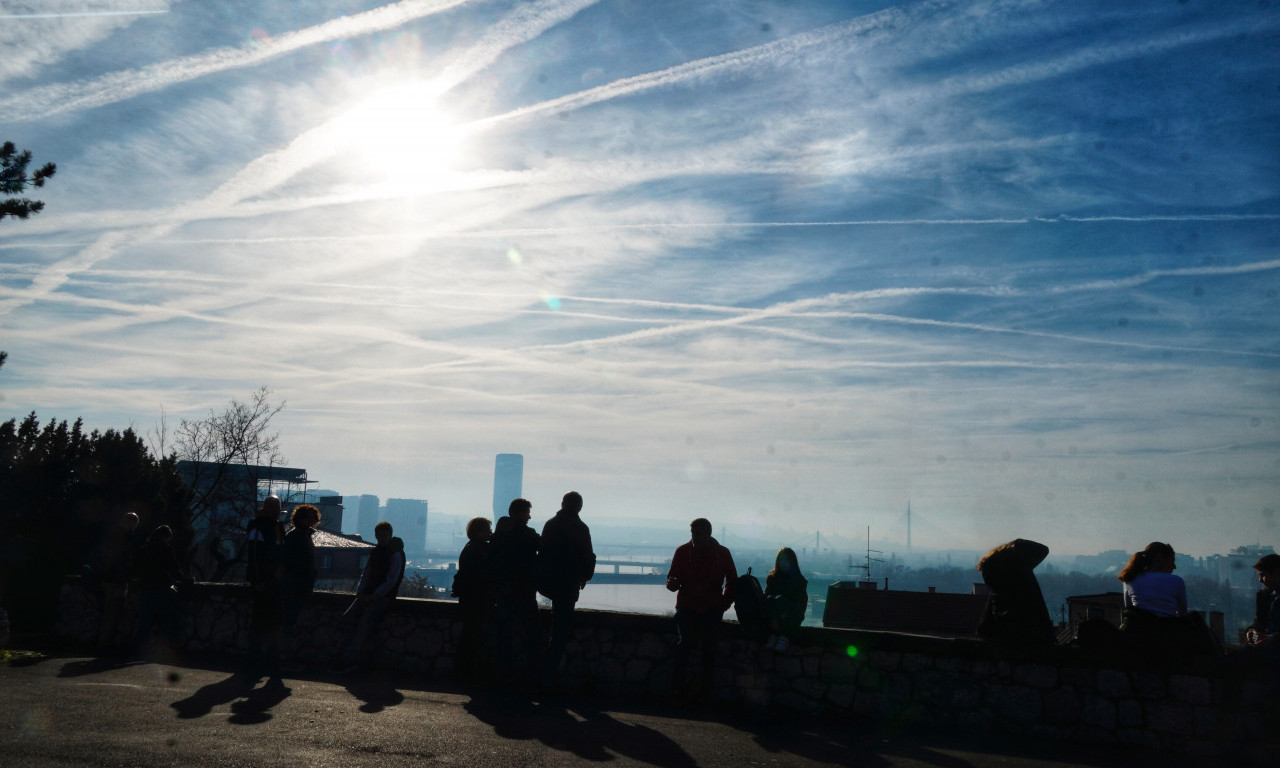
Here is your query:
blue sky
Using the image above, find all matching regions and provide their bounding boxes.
[2,0,1277,555]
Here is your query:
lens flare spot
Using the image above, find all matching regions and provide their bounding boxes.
[845,645,859,658]
[507,248,523,266]
[542,294,561,310]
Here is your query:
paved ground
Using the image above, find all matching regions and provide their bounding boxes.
[0,651,1246,768]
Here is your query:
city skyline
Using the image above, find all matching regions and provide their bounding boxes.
[1,1,1277,556]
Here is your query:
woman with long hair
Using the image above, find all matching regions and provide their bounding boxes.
[1118,542,1185,618]
[976,539,1056,647]
[1117,542,1215,658]
[764,547,807,651]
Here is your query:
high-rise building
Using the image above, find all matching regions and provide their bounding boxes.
[384,497,428,556]
[355,494,380,540]
[492,453,524,521]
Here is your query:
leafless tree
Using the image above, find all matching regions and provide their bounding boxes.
[173,386,286,579]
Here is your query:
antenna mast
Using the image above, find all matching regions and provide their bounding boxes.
[851,525,885,583]
[907,500,912,552]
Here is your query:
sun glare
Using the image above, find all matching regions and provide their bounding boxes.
[335,83,465,190]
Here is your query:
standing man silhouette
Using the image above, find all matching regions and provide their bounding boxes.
[489,498,541,685]
[666,518,736,702]
[246,496,285,677]
[537,491,596,689]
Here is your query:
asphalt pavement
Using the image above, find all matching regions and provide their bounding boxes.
[0,651,1244,768]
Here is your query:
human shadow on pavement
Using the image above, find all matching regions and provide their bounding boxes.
[342,671,405,714]
[170,670,260,719]
[228,678,292,725]
[464,691,697,767]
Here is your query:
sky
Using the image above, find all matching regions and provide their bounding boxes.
[1,0,1278,557]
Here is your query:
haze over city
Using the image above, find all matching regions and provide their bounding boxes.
[1,0,1277,558]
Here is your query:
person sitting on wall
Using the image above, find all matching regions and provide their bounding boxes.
[1246,553,1280,648]
[764,547,807,652]
[337,521,405,672]
[976,538,1056,648]
[452,516,492,682]
[1117,541,1217,659]
[666,518,737,702]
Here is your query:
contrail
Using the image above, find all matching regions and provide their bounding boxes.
[466,2,925,132]
[11,212,1277,251]
[2,10,168,20]
[0,0,596,316]
[1,0,481,121]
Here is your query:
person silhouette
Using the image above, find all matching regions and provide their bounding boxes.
[537,491,596,688]
[452,516,492,681]
[665,518,736,702]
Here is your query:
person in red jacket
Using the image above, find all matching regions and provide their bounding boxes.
[665,518,736,701]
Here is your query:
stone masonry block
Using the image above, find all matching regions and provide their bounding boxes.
[885,672,912,702]
[1013,664,1058,689]
[625,659,652,684]
[1058,667,1095,691]
[867,651,901,671]
[1042,690,1082,724]
[1096,669,1132,698]
[901,653,932,673]
[1168,675,1211,705]
[1117,700,1143,728]
[986,685,1041,725]
[636,632,667,659]
[826,683,855,709]
[856,666,884,692]
[1133,672,1166,700]
[1073,725,1117,745]
[1145,701,1194,734]
[793,677,828,702]
[775,656,803,679]
[818,654,854,682]
[1194,706,1218,738]
[1081,695,1117,730]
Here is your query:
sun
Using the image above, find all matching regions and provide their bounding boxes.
[334,82,465,190]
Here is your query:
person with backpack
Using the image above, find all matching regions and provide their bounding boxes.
[763,547,808,652]
[665,518,736,702]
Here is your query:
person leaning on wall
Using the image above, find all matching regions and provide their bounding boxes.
[976,538,1056,648]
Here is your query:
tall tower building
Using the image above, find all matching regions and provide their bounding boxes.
[356,494,380,540]
[384,498,428,556]
[492,453,524,521]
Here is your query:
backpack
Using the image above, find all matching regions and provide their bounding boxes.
[733,567,767,635]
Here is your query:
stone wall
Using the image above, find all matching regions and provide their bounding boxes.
[56,580,1271,754]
